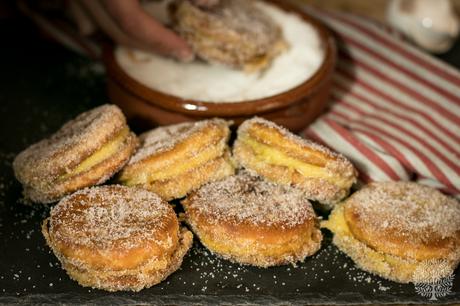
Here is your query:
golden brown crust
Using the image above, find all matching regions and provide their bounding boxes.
[332,235,459,284]
[24,132,138,203]
[118,119,235,200]
[13,104,138,203]
[234,142,349,205]
[14,105,126,180]
[344,182,460,262]
[242,120,339,165]
[186,209,321,267]
[120,119,230,175]
[42,185,193,291]
[183,173,322,267]
[172,0,287,72]
[141,151,235,200]
[44,225,193,292]
[322,182,460,283]
[234,117,357,206]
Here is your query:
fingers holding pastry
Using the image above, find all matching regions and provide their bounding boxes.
[78,0,193,61]
[191,0,220,8]
[171,0,287,71]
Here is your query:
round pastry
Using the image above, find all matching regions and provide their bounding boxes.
[182,172,322,267]
[42,185,193,292]
[233,117,357,207]
[322,181,460,283]
[118,119,235,201]
[13,104,138,203]
[171,0,287,72]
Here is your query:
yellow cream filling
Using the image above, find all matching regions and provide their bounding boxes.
[60,128,129,180]
[242,137,349,188]
[122,145,224,185]
[322,205,418,272]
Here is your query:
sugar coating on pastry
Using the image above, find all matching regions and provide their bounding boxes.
[16,105,125,179]
[234,117,357,206]
[141,150,235,201]
[127,122,192,165]
[345,181,460,261]
[183,172,322,267]
[42,185,193,291]
[187,173,312,227]
[119,119,235,200]
[172,0,287,72]
[348,181,460,244]
[13,104,138,203]
[323,181,460,283]
[128,119,228,165]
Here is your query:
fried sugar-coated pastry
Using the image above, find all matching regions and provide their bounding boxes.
[172,0,287,72]
[182,172,322,267]
[118,119,235,200]
[13,104,138,203]
[42,185,193,292]
[322,182,460,283]
[233,117,357,207]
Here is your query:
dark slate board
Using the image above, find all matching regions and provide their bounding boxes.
[1,18,459,305]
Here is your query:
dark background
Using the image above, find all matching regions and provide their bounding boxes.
[0,4,459,305]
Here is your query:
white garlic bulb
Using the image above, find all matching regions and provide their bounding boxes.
[387,0,459,53]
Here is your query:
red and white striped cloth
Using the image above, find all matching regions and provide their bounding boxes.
[302,8,460,198]
[23,2,460,197]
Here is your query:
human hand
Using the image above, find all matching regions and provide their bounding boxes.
[191,0,220,7]
[75,0,194,61]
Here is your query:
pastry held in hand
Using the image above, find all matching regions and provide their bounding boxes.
[171,0,287,72]
[233,117,357,207]
[42,185,193,291]
[13,104,138,203]
[322,181,460,283]
[182,172,322,267]
[118,119,235,200]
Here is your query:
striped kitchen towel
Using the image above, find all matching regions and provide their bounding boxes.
[21,1,460,196]
[302,8,460,197]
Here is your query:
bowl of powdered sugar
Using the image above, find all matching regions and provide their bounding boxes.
[104,0,336,131]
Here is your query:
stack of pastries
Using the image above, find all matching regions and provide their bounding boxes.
[13,105,460,291]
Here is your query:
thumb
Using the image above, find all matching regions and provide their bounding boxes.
[103,0,194,61]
